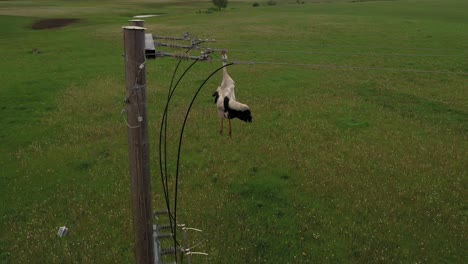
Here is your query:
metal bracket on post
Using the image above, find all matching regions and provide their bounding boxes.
[154,210,178,264]
[179,224,207,264]
[145,33,156,59]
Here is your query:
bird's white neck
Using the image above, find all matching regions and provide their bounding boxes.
[221,53,233,84]
[222,60,230,79]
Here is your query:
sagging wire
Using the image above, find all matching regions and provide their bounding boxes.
[179,224,205,262]
[159,60,182,220]
[159,51,200,262]
[121,110,140,129]
[160,59,182,218]
[157,34,214,262]
[158,59,181,240]
[159,60,199,221]
[172,62,234,262]
[122,59,146,129]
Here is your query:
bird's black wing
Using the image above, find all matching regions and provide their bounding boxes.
[212,91,219,104]
[223,97,252,123]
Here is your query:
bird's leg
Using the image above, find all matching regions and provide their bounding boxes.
[220,118,223,135]
[228,118,232,139]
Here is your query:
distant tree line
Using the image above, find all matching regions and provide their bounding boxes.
[212,0,228,10]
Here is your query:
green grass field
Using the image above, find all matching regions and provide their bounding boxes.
[1,0,467,263]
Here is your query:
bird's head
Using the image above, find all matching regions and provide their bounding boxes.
[221,49,228,62]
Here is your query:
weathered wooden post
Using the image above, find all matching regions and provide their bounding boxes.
[123,25,155,264]
[129,19,145,27]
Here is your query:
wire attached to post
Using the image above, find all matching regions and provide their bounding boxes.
[159,59,198,221]
[158,43,201,262]
[122,59,147,129]
[172,62,234,260]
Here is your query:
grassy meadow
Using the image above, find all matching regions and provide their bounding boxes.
[0,0,467,263]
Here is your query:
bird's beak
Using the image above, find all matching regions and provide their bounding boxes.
[221,50,228,62]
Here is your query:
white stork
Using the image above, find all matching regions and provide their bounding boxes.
[212,50,252,138]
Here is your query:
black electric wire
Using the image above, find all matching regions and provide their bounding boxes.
[158,60,181,228]
[215,39,468,52]
[160,45,198,212]
[159,59,199,262]
[172,62,234,260]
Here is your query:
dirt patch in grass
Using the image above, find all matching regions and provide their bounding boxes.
[31,18,80,30]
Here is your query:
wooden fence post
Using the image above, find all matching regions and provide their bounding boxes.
[123,25,155,264]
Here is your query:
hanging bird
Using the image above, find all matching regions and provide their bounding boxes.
[212,50,252,138]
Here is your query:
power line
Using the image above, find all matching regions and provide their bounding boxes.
[150,38,467,74]
[225,49,467,58]
[215,39,468,52]
[173,63,233,263]
[228,60,468,75]
[152,43,467,58]
[152,48,468,75]
[159,58,199,262]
